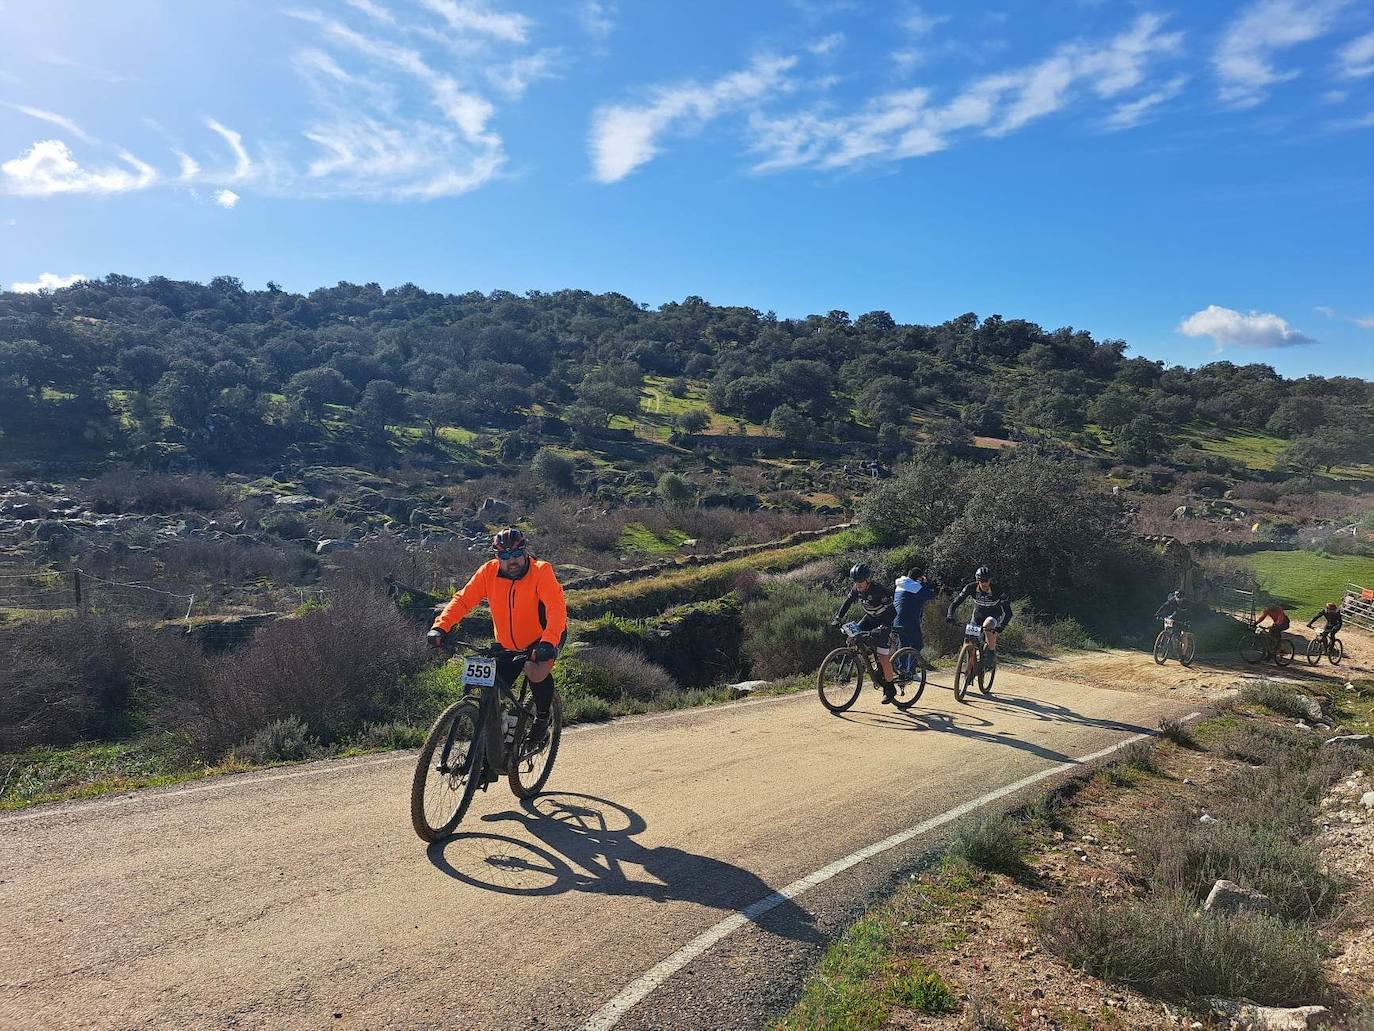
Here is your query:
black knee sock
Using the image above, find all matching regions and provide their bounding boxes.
[529,675,554,718]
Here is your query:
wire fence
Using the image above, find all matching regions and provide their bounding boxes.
[0,569,196,626]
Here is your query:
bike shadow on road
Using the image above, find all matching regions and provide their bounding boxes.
[425,792,824,946]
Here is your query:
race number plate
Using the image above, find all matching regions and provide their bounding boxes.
[462,656,497,687]
[966,622,983,636]
[841,620,864,637]
[1163,617,1174,628]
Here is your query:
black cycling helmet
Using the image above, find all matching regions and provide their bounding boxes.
[1169,590,1182,602]
[975,566,991,581]
[492,527,528,554]
[849,563,871,582]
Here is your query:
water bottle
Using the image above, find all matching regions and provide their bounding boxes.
[502,712,517,749]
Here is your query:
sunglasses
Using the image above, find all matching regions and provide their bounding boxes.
[496,548,527,560]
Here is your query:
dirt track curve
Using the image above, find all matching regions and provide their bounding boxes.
[0,653,1314,1031]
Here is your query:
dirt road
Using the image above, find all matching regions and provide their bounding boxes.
[0,663,1218,1030]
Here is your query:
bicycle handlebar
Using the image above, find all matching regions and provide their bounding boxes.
[434,631,534,660]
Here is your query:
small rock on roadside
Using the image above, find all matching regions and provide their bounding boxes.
[1205,998,1329,1030]
[1361,791,1374,811]
[1204,879,1277,916]
[729,680,768,698]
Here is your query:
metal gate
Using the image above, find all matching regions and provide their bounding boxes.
[1344,583,1374,634]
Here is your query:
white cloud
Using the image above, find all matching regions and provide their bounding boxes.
[10,272,85,293]
[1327,109,1374,129]
[1177,305,1315,349]
[1104,74,1188,129]
[419,0,530,44]
[579,0,615,37]
[590,54,798,183]
[1354,316,1374,329]
[205,118,252,180]
[346,0,395,24]
[1,139,157,196]
[892,48,924,72]
[809,32,845,56]
[486,48,561,99]
[1214,0,1349,108]
[901,7,949,37]
[5,104,94,144]
[1340,30,1374,78]
[1322,88,1349,103]
[1315,305,1337,317]
[213,188,240,208]
[748,13,1184,173]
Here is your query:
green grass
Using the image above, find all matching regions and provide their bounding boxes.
[0,742,241,811]
[1185,427,1288,471]
[1241,549,1374,613]
[617,522,691,554]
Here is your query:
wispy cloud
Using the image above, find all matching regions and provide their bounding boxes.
[345,0,396,24]
[1315,304,1374,328]
[590,54,798,183]
[1104,74,1188,129]
[1213,0,1349,108]
[419,0,530,44]
[809,32,845,56]
[579,0,615,37]
[9,272,86,293]
[205,118,252,180]
[1340,30,1374,78]
[748,13,1184,174]
[486,48,562,99]
[5,104,94,144]
[1,140,157,196]
[1177,304,1315,349]
[213,188,240,208]
[900,6,949,38]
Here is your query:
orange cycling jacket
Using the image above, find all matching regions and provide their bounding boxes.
[433,558,568,653]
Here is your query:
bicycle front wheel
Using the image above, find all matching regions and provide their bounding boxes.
[953,643,974,703]
[818,647,863,713]
[1240,635,1265,664]
[888,647,927,710]
[1153,629,1171,665]
[1179,632,1196,667]
[509,694,563,799]
[1306,637,1324,666]
[411,698,482,842]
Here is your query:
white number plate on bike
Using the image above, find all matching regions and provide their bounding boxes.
[841,620,864,637]
[966,622,983,636]
[1164,617,1174,628]
[462,657,497,687]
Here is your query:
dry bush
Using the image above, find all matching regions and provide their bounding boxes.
[448,471,542,514]
[154,584,428,758]
[87,467,228,514]
[0,613,166,750]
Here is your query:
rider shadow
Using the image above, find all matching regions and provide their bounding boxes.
[834,704,1082,765]
[426,792,824,947]
[975,694,1155,736]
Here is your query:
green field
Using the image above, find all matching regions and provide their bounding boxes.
[1241,549,1374,614]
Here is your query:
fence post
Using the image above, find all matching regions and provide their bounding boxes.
[73,569,82,608]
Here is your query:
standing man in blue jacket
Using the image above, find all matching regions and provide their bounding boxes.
[893,566,935,656]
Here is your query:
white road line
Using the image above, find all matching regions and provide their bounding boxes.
[580,712,1202,1031]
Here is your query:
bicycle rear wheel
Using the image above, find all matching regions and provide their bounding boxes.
[1306,637,1324,666]
[411,698,482,842]
[1179,632,1196,667]
[1329,638,1343,665]
[1153,630,1171,665]
[888,647,926,710]
[1240,635,1265,664]
[1275,639,1295,666]
[509,694,563,799]
[953,643,974,703]
[818,647,863,713]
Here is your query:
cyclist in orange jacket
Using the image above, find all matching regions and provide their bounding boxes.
[428,527,567,746]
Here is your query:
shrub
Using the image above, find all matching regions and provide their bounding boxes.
[236,716,321,764]
[87,467,227,514]
[948,811,1025,874]
[1042,890,1325,1004]
[580,645,680,702]
[677,408,710,433]
[657,472,693,509]
[532,448,576,492]
[1159,717,1200,749]
[259,509,309,539]
[353,721,427,751]
[742,581,836,679]
[1241,681,1321,722]
[564,695,614,723]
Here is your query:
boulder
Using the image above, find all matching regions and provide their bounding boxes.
[1205,999,1328,1030]
[274,494,324,511]
[1323,734,1373,750]
[1203,879,1276,916]
[33,519,66,542]
[479,497,512,517]
[6,502,42,520]
[1361,791,1374,811]
[315,539,355,556]
[729,680,768,698]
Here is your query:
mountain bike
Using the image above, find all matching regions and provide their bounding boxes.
[1305,629,1344,666]
[817,621,926,713]
[410,637,563,842]
[952,620,997,702]
[1239,624,1295,666]
[1153,616,1196,666]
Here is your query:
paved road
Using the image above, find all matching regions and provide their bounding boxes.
[0,665,1193,1031]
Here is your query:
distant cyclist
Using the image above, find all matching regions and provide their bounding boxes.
[1307,602,1343,645]
[946,566,1013,656]
[1154,590,1190,626]
[832,562,899,702]
[428,527,567,748]
[1255,600,1291,653]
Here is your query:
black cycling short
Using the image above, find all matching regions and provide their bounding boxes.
[857,613,893,653]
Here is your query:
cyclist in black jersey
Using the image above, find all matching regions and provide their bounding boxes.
[1154,590,1190,625]
[1307,602,1343,643]
[832,562,899,699]
[945,566,1013,655]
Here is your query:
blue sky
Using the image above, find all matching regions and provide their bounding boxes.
[1,0,1371,378]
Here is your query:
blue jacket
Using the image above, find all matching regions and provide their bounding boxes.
[893,575,935,631]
